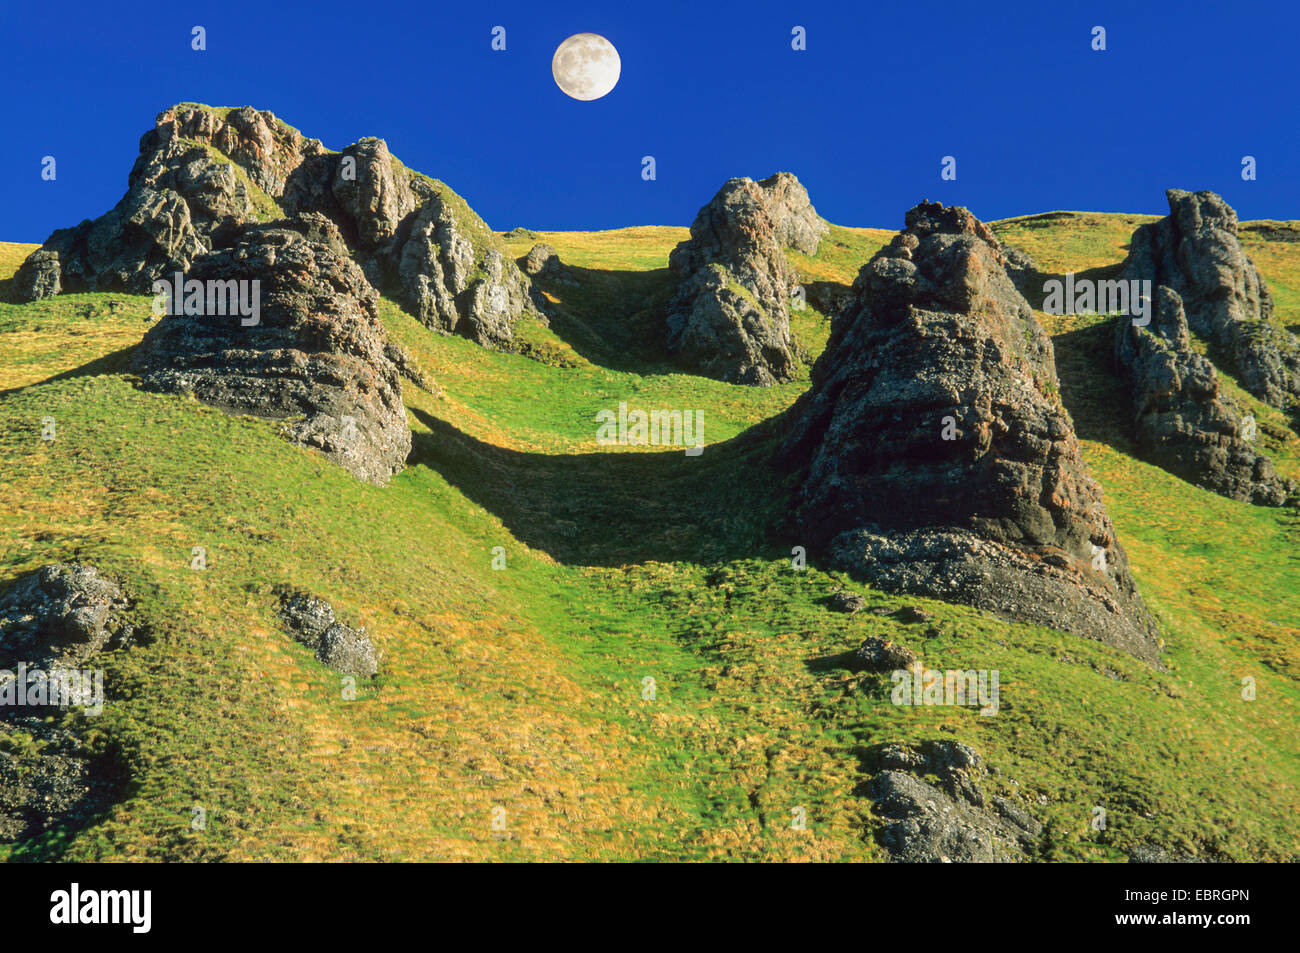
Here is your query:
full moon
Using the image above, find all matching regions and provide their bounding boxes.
[552,33,621,101]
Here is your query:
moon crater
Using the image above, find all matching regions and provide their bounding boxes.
[552,33,621,101]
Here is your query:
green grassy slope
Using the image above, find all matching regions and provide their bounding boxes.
[0,212,1296,861]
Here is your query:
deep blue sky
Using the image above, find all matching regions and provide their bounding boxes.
[2,0,1297,243]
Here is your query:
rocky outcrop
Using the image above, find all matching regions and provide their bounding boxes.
[10,250,62,300]
[997,241,1040,296]
[287,136,545,345]
[10,104,543,348]
[781,201,1161,663]
[521,243,576,286]
[757,172,829,255]
[843,636,917,673]
[12,106,305,300]
[1121,189,1300,409]
[277,591,379,679]
[130,214,411,485]
[866,741,1040,862]
[0,718,124,843]
[0,563,136,669]
[395,192,541,345]
[666,173,828,385]
[0,564,135,843]
[1116,286,1294,505]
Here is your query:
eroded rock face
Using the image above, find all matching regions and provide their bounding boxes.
[11,104,543,348]
[757,172,829,255]
[396,194,541,345]
[287,135,544,346]
[1121,189,1300,409]
[867,742,1040,863]
[1116,286,1294,505]
[781,201,1161,663]
[130,214,411,485]
[328,138,419,251]
[277,591,379,679]
[666,177,805,385]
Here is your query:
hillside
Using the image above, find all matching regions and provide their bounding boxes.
[0,209,1297,862]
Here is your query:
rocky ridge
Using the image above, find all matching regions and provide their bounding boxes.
[12,104,543,348]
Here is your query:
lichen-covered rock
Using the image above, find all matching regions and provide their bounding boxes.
[997,240,1039,295]
[329,138,419,250]
[277,591,379,678]
[9,250,62,301]
[1121,189,1300,409]
[316,625,380,679]
[826,589,868,613]
[130,214,411,485]
[867,741,1040,862]
[666,177,802,385]
[781,201,1161,663]
[1116,285,1294,505]
[0,563,135,668]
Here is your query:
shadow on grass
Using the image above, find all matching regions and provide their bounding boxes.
[1018,263,1123,312]
[522,258,678,374]
[0,736,132,863]
[0,344,139,400]
[409,405,795,566]
[1048,317,1137,449]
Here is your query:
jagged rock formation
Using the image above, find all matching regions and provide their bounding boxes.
[130,214,411,485]
[1116,286,1294,505]
[1121,189,1300,409]
[13,106,300,298]
[394,193,540,344]
[11,104,542,347]
[277,591,379,679]
[866,741,1040,862]
[0,563,136,669]
[781,201,1161,663]
[665,173,827,385]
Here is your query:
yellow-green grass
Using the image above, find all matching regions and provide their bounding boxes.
[0,217,1297,862]
[991,211,1160,274]
[1242,223,1300,333]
